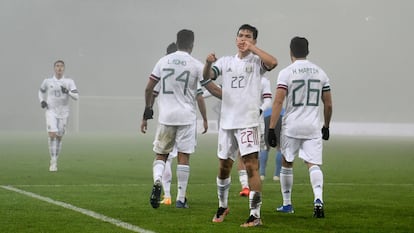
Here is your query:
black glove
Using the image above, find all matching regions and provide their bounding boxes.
[143,107,153,120]
[321,126,330,140]
[41,101,48,109]
[267,128,277,147]
[61,86,69,94]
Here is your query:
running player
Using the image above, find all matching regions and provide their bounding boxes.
[38,60,79,172]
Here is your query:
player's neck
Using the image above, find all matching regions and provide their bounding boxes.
[238,51,251,59]
[55,74,63,80]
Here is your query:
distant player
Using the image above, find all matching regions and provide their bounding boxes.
[38,60,79,172]
[268,36,333,218]
[141,29,206,209]
[202,24,278,227]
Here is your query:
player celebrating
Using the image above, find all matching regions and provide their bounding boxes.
[38,60,79,172]
[141,29,206,209]
[268,36,333,218]
[202,24,277,227]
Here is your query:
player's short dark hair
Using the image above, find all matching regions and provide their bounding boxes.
[176,29,194,50]
[290,36,309,58]
[238,24,258,40]
[166,42,177,55]
[54,60,65,67]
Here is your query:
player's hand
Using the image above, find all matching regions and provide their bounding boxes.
[141,119,148,133]
[205,53,217,64]
[201,119,208,134]
[40,101,48,109]
[237,40,254,53]
[321,126,330,140]
[61,86,69,94]
[143,107,153,120]
[267,128,277,147]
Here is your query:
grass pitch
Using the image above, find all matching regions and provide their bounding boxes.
[0,132,413,233]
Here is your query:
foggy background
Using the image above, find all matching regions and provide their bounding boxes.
[0,0,413,134]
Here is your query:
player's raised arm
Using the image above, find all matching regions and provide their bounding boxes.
[201,53,222,99]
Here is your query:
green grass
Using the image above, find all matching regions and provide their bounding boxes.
[0,132,413,233]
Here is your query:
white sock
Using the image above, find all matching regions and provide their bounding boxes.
[153,160,165,183]
[217,177,231,208]
[56,139,62,158]
[176,164,190,203]
[238,169,249,189]
[280,167,293,206]
[48,137,57,161]
[309,165,323,202]
[249,191,262,218]
[162,159,172,198]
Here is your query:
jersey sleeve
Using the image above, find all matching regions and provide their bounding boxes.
[38,79,47,102]
[260,77,272,111]
[68,79,79,100]
[276,68,289,91]
[211,57,224,80]
[149,59,163,82]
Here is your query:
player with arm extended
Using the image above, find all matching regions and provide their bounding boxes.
[141,30,207,209]
[38,60,79,172]
[267,36,333,218]
[202,24,277,227]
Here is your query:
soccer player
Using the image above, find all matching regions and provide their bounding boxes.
[202,24,277,227]
[141,29,206,209]
[268,36,333,218]
[148,42,208,205]
[38,60,79,172]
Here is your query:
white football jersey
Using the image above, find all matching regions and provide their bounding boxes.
[213,53,267,129]
[277,60,330,139]
[38,76,78,118]
[150,51,204,125]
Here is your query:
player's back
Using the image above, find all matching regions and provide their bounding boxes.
[279,60,330,139]
[154,51,203,125]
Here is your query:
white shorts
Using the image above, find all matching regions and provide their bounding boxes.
[45,111,67,136]
[217,127,260,161]
[153,123,196,155]
[281,134,323,165]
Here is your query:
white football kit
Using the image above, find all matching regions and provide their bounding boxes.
[212,53,269,158]
[149,51,204,154]
[277,59,330,164]
[38,76,79,135]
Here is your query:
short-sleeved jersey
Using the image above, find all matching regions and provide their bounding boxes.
[260,76,272,111]
[277,60,330,139]
[150,51,204,125]
[213,53,267,129]
[38,76,78,118]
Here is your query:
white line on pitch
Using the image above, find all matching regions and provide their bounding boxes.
[0,185,156,233]
[10,182,414,187]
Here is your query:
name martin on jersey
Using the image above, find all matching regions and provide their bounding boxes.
[292,67,319,75]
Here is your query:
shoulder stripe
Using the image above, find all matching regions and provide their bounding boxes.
[277,84,288,90]
[322,85,331,92]
[262,93,272,98]
[150,74,160,82]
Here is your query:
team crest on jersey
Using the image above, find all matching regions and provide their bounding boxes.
[245,65,253,73]
[226,68,232,72]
